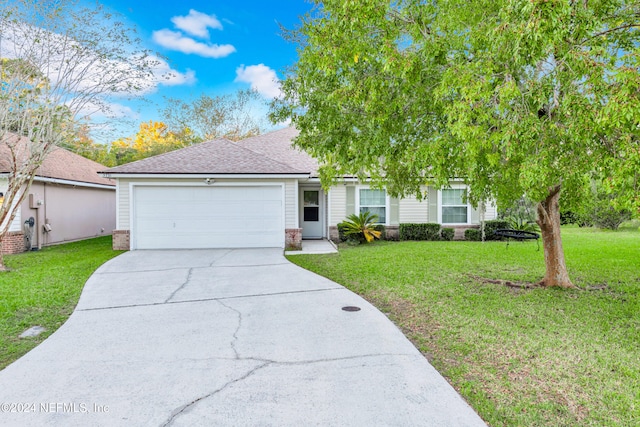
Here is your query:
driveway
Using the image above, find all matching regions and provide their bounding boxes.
[0,249,486,426]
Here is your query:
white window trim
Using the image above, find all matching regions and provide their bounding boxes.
[356,186,389,225]
[437,184,471,225]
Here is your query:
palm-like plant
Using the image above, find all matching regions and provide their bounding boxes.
[341,211,382,243]
[507,215,540,233]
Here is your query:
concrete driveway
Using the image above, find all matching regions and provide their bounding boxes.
[0,249,486,426]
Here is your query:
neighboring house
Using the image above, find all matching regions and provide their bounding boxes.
[100,127,497,251]
[0,143,116,254]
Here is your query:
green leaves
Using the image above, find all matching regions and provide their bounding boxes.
[340,211,382,243]
[273,0,639,216]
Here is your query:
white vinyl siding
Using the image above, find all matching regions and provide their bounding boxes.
[117,179,131,229]
[399,194,429,223]
[284,180,297,229]
[484,201,498,220]
[0,179,23,232]
[328,185,346,226]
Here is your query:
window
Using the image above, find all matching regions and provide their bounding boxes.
[441,188,468,224]
[303,190,319,222]
[359,188,386,223]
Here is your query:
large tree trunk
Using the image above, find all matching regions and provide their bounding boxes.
[536,185,575,288]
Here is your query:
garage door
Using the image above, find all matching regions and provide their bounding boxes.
[133,186,284,249]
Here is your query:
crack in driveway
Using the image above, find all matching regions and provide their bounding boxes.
[160,361,271,427]
[216,299,243,359]
[159,353,418,427]
[164,268,195,303]
[76,287,345,312]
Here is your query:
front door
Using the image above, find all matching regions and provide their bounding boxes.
[300,189,323,239]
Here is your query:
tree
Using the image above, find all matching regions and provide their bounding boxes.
[0,0,155,267]
[107,120,197,165]
[162,89,266,141]
[271,0,640,288]
[61,123,116,166]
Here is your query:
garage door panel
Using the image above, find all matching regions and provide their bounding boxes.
[133,186,284,249]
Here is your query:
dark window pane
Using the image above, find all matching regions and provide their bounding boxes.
[304,206,319,221]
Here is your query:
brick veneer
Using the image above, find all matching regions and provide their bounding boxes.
[329,225,400,242]
[1,232,26,254]
[329,224,475,242]
[285,228,302,250]
[112,230,130,250]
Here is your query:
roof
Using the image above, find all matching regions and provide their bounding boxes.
[103,128,318,176]
[103,136,309,175]
[0,136,115,187]
[235,127,320,176]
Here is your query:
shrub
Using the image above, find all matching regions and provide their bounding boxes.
[373,224,387,240]
[339,212,382,243]
[480,219,509,240]
[560,211,580,225]
[337,222,348,242]
[592,205,633,230]
[465,228,482,241]
[399,223,441,241]
[441,228,455,241]
[506,216,540,233]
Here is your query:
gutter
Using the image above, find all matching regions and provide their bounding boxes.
[1,173,115,190]
[98,173,311,180]
[33,176,115,190]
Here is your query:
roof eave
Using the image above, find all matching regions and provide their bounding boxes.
[98,172,311,180]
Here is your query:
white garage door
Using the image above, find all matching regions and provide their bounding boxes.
[133,186,284,249]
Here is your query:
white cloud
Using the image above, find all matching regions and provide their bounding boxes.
[171,9,222,39]
[151,57,197,87]
[74,99,136,120]
[153,29,236,58]
[235,64,282,99]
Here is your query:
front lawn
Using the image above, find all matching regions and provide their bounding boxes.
[287,227,640,427]
[0,236,121,370]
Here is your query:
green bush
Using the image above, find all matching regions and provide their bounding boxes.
[373,224,387,240]
[465,228,482,241]
[482,219,509,240]
[592,205,633,230]
[337,222,348,242]
[506,216,540,233]
[441,228,455,241]
[399,223,441,241]
[339,212,382,244]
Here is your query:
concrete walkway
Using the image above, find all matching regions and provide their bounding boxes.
[0,249,486,426]
[285,239,338,255]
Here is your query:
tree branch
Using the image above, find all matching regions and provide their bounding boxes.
[581,23,640,45]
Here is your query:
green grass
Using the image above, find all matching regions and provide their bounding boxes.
[0,236,122,370]
[287,227,640,427]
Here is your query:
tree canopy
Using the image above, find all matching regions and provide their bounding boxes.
[272,0,640,287]
[162,89,266,142]
[0,0,155,266]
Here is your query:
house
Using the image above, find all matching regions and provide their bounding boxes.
[100,127,497,251]
[0,143,116,254]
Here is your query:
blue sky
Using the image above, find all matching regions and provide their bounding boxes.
[92,0,313,140]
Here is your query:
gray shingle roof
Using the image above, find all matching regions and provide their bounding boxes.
[103,135,310,175]
[0,135,115,186]
[236,127,320,176]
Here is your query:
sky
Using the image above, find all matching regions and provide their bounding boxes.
[85,0,314,140]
